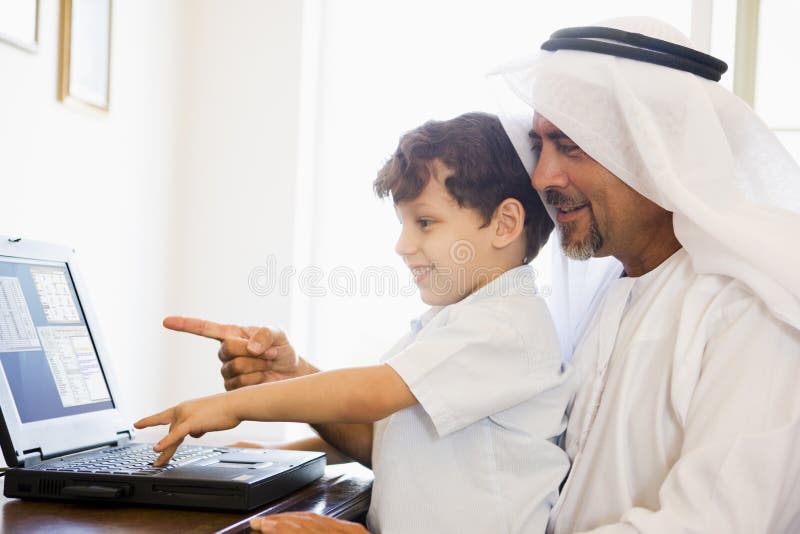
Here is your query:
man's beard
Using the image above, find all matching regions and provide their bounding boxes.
[544,190,604,260]
[558,218,603,260]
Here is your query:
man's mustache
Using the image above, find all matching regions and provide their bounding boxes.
[544,190,589,211]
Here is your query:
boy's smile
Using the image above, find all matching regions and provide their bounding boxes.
[409,265,432,283]
[394,159,504,306]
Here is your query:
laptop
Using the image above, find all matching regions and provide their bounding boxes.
[0,236,325,511]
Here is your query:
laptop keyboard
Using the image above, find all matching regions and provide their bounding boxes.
[37,444,223,476]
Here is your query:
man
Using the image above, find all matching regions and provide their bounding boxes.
[496,16,800,533]
[168,17,800,533]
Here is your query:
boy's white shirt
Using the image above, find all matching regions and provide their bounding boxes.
[367,264,573,534]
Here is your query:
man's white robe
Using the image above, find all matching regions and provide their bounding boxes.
[550,248,800,534]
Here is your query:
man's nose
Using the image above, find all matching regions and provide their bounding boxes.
[531,152,570,192]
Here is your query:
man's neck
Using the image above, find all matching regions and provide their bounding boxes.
[618,231,682,278]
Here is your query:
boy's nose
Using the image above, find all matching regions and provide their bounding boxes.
[394,228,417,257]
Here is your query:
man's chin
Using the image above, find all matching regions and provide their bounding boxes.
[559,224,603,261]
[562,244,595,261]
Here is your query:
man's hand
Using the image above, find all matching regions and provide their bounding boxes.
[134,392,242,466]
[163,316,317,390]
[249,512,370,533]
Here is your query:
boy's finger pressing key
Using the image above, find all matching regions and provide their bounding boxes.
[133,407,183,466]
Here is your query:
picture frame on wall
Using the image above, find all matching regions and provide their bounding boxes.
[0,0,39,53]
[58,0,112,111]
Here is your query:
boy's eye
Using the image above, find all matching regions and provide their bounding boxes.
[418,219,433,228]
[530,141,542,154]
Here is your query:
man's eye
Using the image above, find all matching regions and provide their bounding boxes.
[530,142,542,154]
[558,143,583,156]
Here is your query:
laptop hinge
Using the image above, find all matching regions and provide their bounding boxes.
[116,430,133,446]
[20,448,43,468]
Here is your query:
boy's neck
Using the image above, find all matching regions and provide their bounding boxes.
[464,262,526,299]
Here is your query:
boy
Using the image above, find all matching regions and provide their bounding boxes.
[136,112,573,534]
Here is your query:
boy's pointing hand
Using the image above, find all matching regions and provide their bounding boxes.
[134,393,242,466]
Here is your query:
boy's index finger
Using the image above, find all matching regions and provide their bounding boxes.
[133,407,175,430]
[162,316,241,341]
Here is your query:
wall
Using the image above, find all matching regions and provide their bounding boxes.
[165,0,306,444]
[0,0,306,446]
[0,0,181,423]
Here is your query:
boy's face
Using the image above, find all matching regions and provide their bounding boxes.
[394,159,503,306]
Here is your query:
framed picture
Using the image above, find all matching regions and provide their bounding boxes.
[58,0,112,111]
[0,0,39,53]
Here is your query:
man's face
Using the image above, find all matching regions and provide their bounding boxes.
[529,113,670,263]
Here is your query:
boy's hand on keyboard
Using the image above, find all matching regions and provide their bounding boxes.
[134,392,242,466]
[162,315,317,390]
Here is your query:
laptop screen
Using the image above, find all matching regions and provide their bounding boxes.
[0,257,114,424]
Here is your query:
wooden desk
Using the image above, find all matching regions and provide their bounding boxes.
[0,463,373,533]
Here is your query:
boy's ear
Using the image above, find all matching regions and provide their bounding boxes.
[491,198,526,249]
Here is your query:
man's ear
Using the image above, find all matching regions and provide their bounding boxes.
[491,198,526,250]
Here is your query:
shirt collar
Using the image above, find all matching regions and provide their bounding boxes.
[409,306,443,336]
[459,264,539,305]
[408,264,539,334]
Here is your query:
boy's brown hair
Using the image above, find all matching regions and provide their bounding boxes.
[374,112,553,263]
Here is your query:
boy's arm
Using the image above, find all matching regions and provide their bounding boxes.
[163,315,378,463]
[135,365,414,466]
[237,365,416,422]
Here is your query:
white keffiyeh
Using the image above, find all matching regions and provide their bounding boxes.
[491,16,800,358]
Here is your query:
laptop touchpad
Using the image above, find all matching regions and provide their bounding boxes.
[210,460,272,468]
